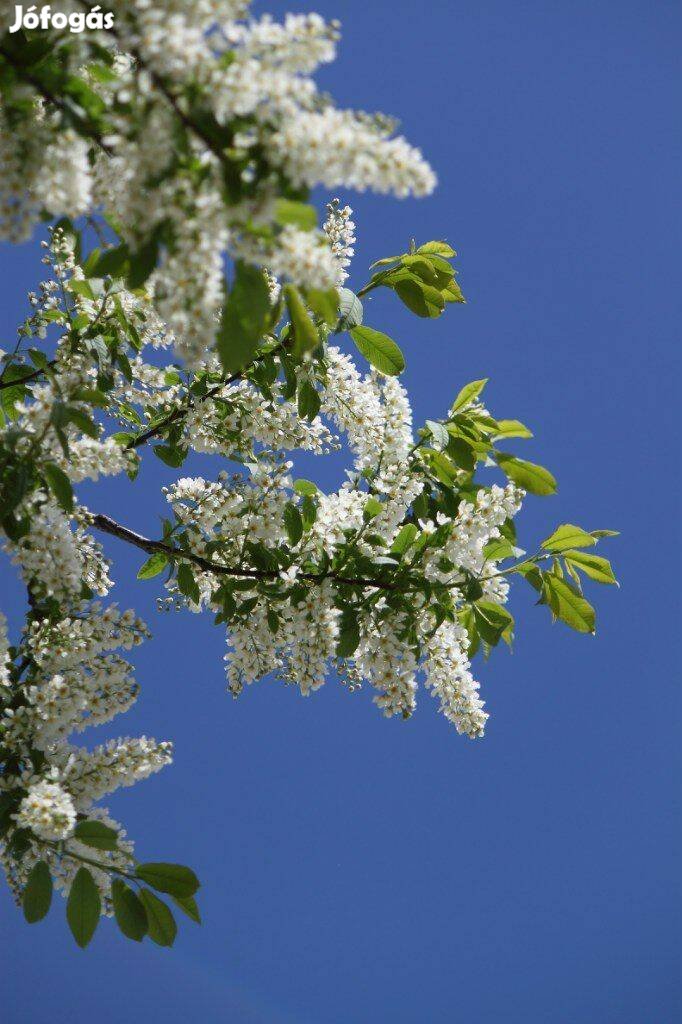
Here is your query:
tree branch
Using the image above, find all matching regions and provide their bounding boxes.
[90,512,398,591]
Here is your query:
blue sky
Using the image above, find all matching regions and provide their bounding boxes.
[1,2,679,1021]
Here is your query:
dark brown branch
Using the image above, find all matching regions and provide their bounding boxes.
[90,512,398,591]
[127,341,286,450]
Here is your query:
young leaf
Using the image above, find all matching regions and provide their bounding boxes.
[297,380,321,420]
[493,419,533,439]
[218,262,272,374]
[336,611,360,658]
[452,379,488,413]
[336,288,363,330]
[111,879,147,942]
[293,479,318,497]
[66,867,101,948]
[73,819,119,851]
[140,888,177,947]
[177,563,201,603]
[390,523,418,556]
[495,454,557,496]
[393,277,444,318]
[541,524,596,553]
[350,326,405,376]
[23,861,52,924]
[563,551,617,585]
[42,463,74,513]
[136,863,200,898]
[283,503,303,546]
[306,288,339,327]
[284,284,319,359]
[274,199,317,230]
[417,241,456,257]
[544,575,596,633]
[137,552,168,580]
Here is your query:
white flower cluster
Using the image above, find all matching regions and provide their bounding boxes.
[0,601,171,910]
[1,1,436,364]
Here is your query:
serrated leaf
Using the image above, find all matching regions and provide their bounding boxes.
[111,880,147,942]
[137,552,168,580]
[496,454,557,496]
[350,326,405,376]
[140,888,176,947]
[563,551,617,585]
[541,524,596,553]
[66,868,101,948]
[425,420,449,447]
[73,820,119,851]
[42,462,74,513]
[136,862,200,898]
[23,860,52,924]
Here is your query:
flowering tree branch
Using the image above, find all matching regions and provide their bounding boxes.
[0,1,617,954]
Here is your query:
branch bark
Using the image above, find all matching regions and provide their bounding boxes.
[90,512,398,592]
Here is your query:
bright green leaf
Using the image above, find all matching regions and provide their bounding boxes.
[137,552,168,580]
[350,326,405,376]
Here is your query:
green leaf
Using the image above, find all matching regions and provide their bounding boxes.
[390,523,418,556]
[87,244,130,280]
[67,279,95,301]
[541,524,596,553]
[591,529,620,538]
[284,285,320,359]
[153,444,187,468]
[171,894,201,924]
[140,888,177,947]
[283,503,303,546]
[218,262,272,374]
[23,861,52,924]
[137,552,168,580]
[126,236,159,289]
[177,563,201,603]
[363,497,383,520]
[73,819,119,851]
[425,420,449,447]
[297,380,321,420]
[136,862,200,898]
[494,419,533,439]
[293,479,318,497]
[350,326,405,376]
[306,288,339,327]
[66,868,101,948]
[473,601,514,646]
[452,379,488,413]
[111,879,147,942]
[336,611,360,658]
[274,199,317,230]
[336,288,363,330]
[393,277,445,318]
[417,241,456,257]
[563,551,617,585]
[423,449,459,487]
[42,462,74,513]
[544,575,596,633]
[495,454,557,496]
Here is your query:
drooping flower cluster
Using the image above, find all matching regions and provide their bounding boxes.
[1,1,436,364]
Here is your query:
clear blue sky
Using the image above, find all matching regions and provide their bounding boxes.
[1,2,679,1021]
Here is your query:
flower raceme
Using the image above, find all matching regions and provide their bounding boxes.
[0,1,617,952]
